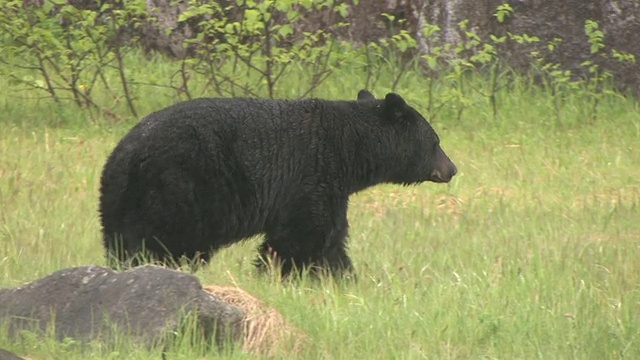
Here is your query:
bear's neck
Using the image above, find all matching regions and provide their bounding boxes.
[338,118,399,195]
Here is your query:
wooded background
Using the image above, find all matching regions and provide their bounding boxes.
[132,0,640,95]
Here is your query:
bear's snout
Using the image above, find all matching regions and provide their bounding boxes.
[428,146,457,183]
[429,167,456,183]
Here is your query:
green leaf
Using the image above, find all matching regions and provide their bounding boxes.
[381,13,395,22]
[282,1,299,12]
[427,56,438,70]
[490,34,506,44]
[42,0,55,14]
[278,24,293,37]
[335,3,349,18]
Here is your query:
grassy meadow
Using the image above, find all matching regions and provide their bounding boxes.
[0,53,639,359]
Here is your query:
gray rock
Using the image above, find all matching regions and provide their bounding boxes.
[0,266,244,348]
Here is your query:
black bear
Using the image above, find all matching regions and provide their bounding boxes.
[99,90,457,277]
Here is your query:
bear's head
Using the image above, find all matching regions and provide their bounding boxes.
[357,90,457,185]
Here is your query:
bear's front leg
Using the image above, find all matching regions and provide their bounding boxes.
[318,239,355,278]
[256,197,354,278]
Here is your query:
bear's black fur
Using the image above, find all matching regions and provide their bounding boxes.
[99,90,457,277]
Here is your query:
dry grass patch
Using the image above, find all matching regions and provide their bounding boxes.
[203,285,307,357]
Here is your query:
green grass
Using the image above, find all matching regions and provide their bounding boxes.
[1,53,639,360]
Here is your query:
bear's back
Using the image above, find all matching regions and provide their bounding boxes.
[124,96,363,176]
[137,97,312,134]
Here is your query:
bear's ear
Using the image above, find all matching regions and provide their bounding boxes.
[384,93,406,108]
[382,93,408,119]
[357,90,376,101]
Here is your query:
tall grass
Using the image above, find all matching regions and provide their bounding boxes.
[0,51,639,359]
